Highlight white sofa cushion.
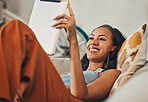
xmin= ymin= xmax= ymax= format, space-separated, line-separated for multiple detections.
xmin=107 ymin=63 xmax=148 ymax=102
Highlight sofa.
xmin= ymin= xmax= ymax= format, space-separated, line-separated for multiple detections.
xmin=51 ymin=58 xmax=148 ymax=102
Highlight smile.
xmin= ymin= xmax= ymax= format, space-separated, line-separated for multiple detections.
xmin=90 ymin=48 xmax=99 ymax=51
xmin=88 ymin=46 xmax=100 ymax=52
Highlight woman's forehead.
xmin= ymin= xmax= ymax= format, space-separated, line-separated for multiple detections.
xmin=91 ymin=27 xmax=112 ymax=38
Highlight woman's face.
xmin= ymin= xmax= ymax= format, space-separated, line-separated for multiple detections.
xmin=86 ymin=27 xmax=116 ymax=63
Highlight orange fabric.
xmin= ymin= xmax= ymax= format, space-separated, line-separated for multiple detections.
xmin=0 ymin=20 xmax=82 ymax=102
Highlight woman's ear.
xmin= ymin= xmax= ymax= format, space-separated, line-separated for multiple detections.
xmin=111 ymin=46 xmax=117 ymax=52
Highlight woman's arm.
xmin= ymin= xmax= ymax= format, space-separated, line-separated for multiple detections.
xmin=69 ymin=36 xmax=88 ymax=100
xmin=85 ymin=69 xmax=120 ymax=101
xmin=52 ymin=1 xmax=87 ymax=100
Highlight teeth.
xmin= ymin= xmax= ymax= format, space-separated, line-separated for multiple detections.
xmin=90 ymin=49 xmax=98 ymax=51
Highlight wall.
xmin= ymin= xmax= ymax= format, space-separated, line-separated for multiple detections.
xmin=6 ymin=0 xmax=148 ymax=36
xmin=6 ymin=0 xmax=34 ymax=23
xmin=72 ymin=0 xmax=148 ymax=36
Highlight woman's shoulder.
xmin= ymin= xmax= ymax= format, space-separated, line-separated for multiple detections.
xmin=103 ymin=69 xmax=121 ymax=77
xmin=106 ymin=69 xmax=120 ymax=72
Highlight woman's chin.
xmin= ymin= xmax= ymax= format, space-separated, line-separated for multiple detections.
xmin=87 ymin=52 xmax=99 ymax=58
xmin=87 ymin=56 xmax=99 ymax=61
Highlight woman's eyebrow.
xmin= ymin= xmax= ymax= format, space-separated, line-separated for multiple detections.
xmin=98 ymin=34 xmax=108 ymax=38
xmin=89 ymin=34 xmax=108 ymax=38
xmin=89 ymin=34 xmax=95 ymax=36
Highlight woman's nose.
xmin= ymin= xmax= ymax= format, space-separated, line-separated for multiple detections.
xmin=91 ymin=40 xmax=99 ymax=46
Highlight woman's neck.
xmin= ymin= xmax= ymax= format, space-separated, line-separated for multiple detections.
xmin=87 ymin=61 xmax=104 ymax=71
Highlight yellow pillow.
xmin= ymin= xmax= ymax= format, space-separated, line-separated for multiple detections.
xmin=110 ymin=24 xmax=147 ymax=94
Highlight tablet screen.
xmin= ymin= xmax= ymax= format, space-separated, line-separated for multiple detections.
xmin=40 ymin=0 xmax=61 ymax=3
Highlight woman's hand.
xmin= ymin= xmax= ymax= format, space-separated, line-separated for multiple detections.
xmin=52 ymin=0 xmax=77 ymax=43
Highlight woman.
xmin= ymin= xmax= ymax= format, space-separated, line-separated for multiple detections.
xmin=0 ymin=0 xmax=125 ymax=102
xmin=61 ymin=25 xmax=125 ymax=89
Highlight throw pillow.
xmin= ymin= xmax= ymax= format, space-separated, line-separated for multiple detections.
xmin=110 ymin=24 xmax=148 ymax=95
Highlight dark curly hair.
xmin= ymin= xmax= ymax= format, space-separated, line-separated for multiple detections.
xmin=81 ymin=24 xmax=126 ymax=71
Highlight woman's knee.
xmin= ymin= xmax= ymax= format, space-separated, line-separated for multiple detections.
xmin=1 ymin=19 xmax=36 ymax=40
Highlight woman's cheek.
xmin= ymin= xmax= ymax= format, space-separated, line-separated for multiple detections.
xmin=86 ymin=42 xmax=90 ymax=49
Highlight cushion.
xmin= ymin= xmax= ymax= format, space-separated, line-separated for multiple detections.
xmin=110 ymin=24 xmax=148 ymax=95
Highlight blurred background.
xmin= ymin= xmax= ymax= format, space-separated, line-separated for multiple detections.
xmin=0 ymin=0 xmax=148 ymax=58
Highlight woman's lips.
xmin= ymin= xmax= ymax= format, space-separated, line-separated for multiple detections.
xmin=88 ymin=46 xmax=100 ymax=53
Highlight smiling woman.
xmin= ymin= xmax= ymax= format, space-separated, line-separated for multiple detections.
xmin=87 ymin=27 xmax=116 ymax=71
xmin=81 ymin=25 xmax=125 ymax=71
xmin=59 ymin=24 xmax=125 ymax=101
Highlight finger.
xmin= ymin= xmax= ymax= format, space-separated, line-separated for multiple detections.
xmin=53 ymin=14 xmax=70 ymax=21
xmin=68 ymin=0 xmax=74 ymax=16
xmin=54 ymin=24 xmax=68 ymax=29
xmin=52 ymin=20 xmax=68 ymax=27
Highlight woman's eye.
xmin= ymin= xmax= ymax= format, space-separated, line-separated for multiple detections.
xmin=89 ymin=37 xmax=93 ymax=40
xmin=99 ymin=38 xmax=106 ymax=41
